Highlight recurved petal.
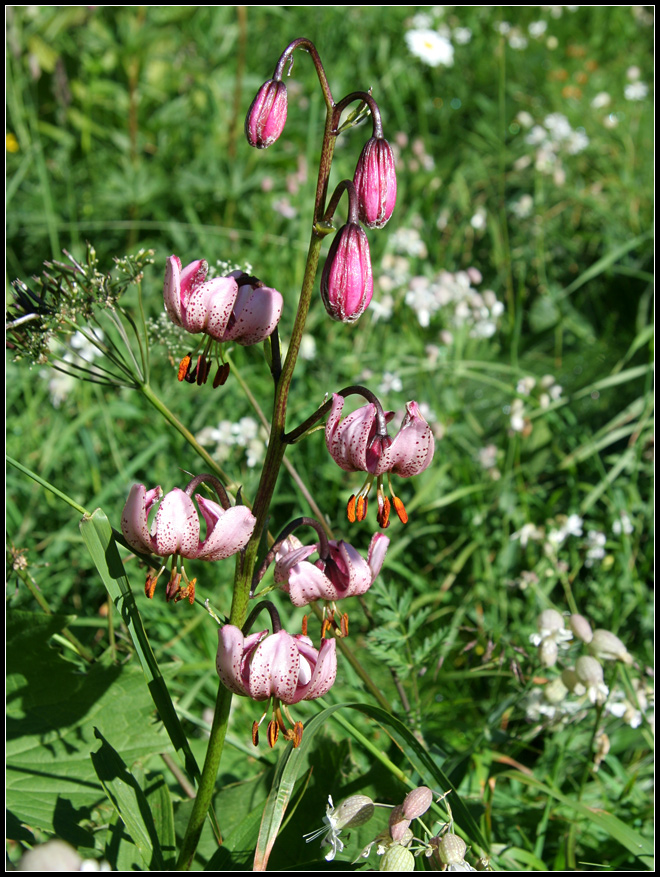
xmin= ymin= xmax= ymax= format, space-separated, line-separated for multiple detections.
xmin=248 ymin=630 xmax=301 ymax=702
xmin=329 ymin=541 xmax=373 ymax=598
xmin=300 ymin=636 xmax=337 ymax=701
xmin=325 ymin=394 xmax=376 ymax=472
xmin=223 ymin=285 xmax=283 ymax=345
xmin=284 ymin=560 xmax=336 ymax=607
xmin=164 ymin=256 xmax=207 ymax=328
xmin=151 ymin=488 xmax=201 ymax=557
xmin=121 ymin=483 xmax=163 ymax=554
xmin=216 ymin=625 xmax=251 ymax=696
xmin=367 ymin=532 xmax=390 ymax=579
xmin=181 ymin=277 xmax=237 ymax=337
xmin=381 ymin=401 xmax=435 ymax=477
xmin=195 ymin=499 xmax=256 ymax=560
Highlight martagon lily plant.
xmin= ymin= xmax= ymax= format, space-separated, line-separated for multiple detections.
xmin=7 ymin=36 xmax=437 ymax=872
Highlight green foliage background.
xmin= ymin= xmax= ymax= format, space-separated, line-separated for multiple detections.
xmin=6 ymin=5 xmax=653 ymax=872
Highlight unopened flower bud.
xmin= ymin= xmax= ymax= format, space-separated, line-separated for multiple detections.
xmin=435 ymin=833 xmax=467 ymax=865
xmin=544 ymin=676 xmax=569 ymax=704
xmin=388 ymin=804 xmax=411 ymax=842
xmin=380 ymin=843 xmax=415 ymax=871
xmin=569 ymin=613 xmax=593 ymax=643
xmin=402 ymin=785 xmax=433 ymax=819
xmin=588 ymin=629 xmax=633 ymax=665
xmin=353 ymin=136 xmax=397 ymax=228
xmin=332 ymin=795 xmax=375 ymax=830
xmin=320 ymin=223 xmax=373 ymax=323
xmin=245 ymin=79 xmax=288 ymax=149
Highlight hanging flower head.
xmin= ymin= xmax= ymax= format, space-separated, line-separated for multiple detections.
xmin=164 ymin=256 xmax=283 ymax=386
xmin=325 ymin=393 xmax=435 ymax=527
xmin=121 ymin=475 xmax=256 ymax=603
xmin=216 ymin=605 xmax=337 ymax=747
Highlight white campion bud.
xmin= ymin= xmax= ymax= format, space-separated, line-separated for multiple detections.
xmin=588 ymin=629 xmax=633 ymax=665
xmin=379 ymin=843 xmax=415 ymax=871
xmin=569 ymin=613 xmax=593 ymax=643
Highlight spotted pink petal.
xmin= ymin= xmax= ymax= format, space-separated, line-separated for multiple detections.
xmin=325 ymin=394 xmax=377 ymax=472
xmin=121 ymin=483 xmax=163 ymax=554
xmin=296 ymin=636 xmax=337 ymax=701
xmin=163 ymin=256 xmax=207 ymax=328
xmin=248 ymin=630 xmax=302 ymax=702
xmin=182 ymin=276 xmax=238 ymax=337
xmin=367 ymin=532 xmax=390 ymax=579
xmin=151 ymin=488 xmax=200 ymax=557
xmin=222 ymin=284 xmax=283 ymax=345
xmin=378 ymin=401 xmax=435 ymax=477
xmin=195 ymin=496 xmax=256 ymax=560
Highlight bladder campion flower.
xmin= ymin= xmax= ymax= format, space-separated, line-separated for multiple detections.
xmin=304 ymin=794 xmax=375 ymax=862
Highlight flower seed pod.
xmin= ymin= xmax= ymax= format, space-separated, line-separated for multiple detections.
xmin=320 ymin=223 xmax=373 ymax=323
xmin=402 ymin=785 xmax=433 ymax=819
xmin=380 ymin=843 xmax=415 ymax=872
xmin=569 ymin=613 xmax=593 ymax=644
xmin=575 ymin=655 xmax=604 ymax=687
xmin=245 ymin=79 xmax=288 ymax=149
xmin=353 ymin=136 xmax=397 ymax=229
xmin=332 ymin=794 xmax=375 ymax=830
xmin=435 ymin=833 xmax=467 ymax=866
xmin=388 ymin=804 xmax=411 ymax=842
xmin=588 ymin=629 xmax=633 ymax=665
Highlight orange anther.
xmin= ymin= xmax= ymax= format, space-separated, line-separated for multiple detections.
xmin=392 ymin=495 xmax=408 ymax=524
xmin=178 ymin=354 xmax=192 ymax=382
xmin=347 ymin=494 xmax=357 ymax=523
xmin=301 ymin=615 xmax=308 ymax=637
xmin=213 ymin=362 xmax=230 ymax=388
xmin=267 ymin=719 xmax=279 ymax=748
xmin=321 ymin=618 xmax=332 ymax=639
xmin=377 ymin=496 xmax=391 ymax=529
xmin=292 ymin=721 xmax=304 ymax=748
xmin=340 ymin=613 xmax=349 ymax=638
xmin=252 ymin=721 xmax=260 ymax=747
xmin=145 ymin=572 xmax=158 ymax=599
xmin=356 ymin=495 xmax=368 ymax=521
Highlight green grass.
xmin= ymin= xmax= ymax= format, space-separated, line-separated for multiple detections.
xmin=6 ymin=5 xmax=653 ymax=872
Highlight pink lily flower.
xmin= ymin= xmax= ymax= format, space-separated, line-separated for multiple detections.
xmin=325 ymin=394 xmax=435 ymax=527
xmin=274 ymin=532 xmax=389 ymax=608
xmin=216 ymin=625 xmax=337 ymax=746
xmin=121 ymin=482 xmax=256 ymax=601
xmin=164 ymin=257 xmax=283 ymax=383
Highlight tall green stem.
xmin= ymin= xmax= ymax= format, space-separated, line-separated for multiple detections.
xmin=176 ymin=59 xmax=337 ymax=870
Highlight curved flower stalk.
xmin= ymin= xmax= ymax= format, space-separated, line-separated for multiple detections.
xmin=164 ymin=256 xmax=283 ymax=385
xmin=325 ymin=393 xmax=435 ymax=527
xmin=216 ymin=617 xmax=336 ymax=747
xmin=121 ymin=475 xmax=256 ymax=602
xmin=274 ymin=532 xmax=389 ymax=609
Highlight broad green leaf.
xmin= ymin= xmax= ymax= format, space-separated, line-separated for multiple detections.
xmin=91 ymin=730 xmax=166 ymax=871
xmin=6 ymin=609 xmax=173 ymax=838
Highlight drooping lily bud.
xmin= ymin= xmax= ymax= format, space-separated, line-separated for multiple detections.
xmin=320 ymin=223 xmax=373 ymax=323
xmin=353 ymin=136 xmax=397 ymax=229
xmin=245 ymin=79 xmax=288 ymax=149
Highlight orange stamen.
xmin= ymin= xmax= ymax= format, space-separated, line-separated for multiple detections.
xmin=267 ymin=719 xmax=279 ymax=748
xmin=321 ymin=617 xmax=332 ymax=639
xmin=292 ymin=721 xmax=304 ymax=748
xmin=178 ymin=354 xmax=192 ymax=382
xmin=347 ymin=494 xmax=357 ymax=523
xmin=392 ymin=495 xmax=408 ymax=524
xmin=340 ymin=613 xmax=349 ymax=638
xmin=213 ymin=362 xmax=230 ymax=388
xmin=356 ymin=495 xmax=368 ymax=521
xmin=301 ymin=615 xmax=308 ymax=637
xmin=252 ymin=721 xmax=260 ymax=747
xmin=377 ymin=496 xmax=391 ymax=529
xmin=145 ymin=572 xmax=158 ymax=599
